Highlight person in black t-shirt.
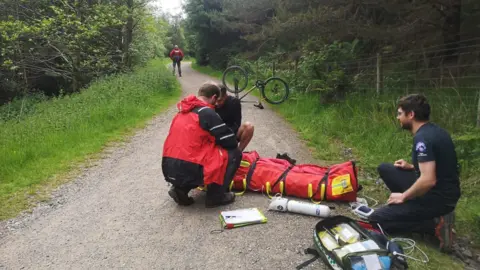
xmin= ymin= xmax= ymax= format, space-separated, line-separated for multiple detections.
xmin=368 ymin=94 xmax=460 ymax=253
xmin=215 ymin=86 xmax=254 ymax=151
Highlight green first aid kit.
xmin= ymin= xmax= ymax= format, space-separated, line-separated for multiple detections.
xmin=297 ymin=215 xmax=407 ymax=270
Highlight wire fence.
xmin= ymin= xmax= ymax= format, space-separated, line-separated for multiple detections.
xmin=234 ymin=38 xmax=480 ymax=128
xmin=328 ymin=41 xmax=480 ymax=128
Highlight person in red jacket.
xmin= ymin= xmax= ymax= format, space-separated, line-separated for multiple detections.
xmin=162 ymin=81 xmax=241 ymax=208
xmin=169 ymin=45 xmax=184 ymax=77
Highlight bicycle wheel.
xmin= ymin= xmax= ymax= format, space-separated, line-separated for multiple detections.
xmin=261 ymin=77 xmax=289 ymax=104
xmin=222 ymin=66 xmax=248 ymax=93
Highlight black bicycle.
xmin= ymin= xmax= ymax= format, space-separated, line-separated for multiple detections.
xmin=222 ymin=65 xmax=289 ymax=108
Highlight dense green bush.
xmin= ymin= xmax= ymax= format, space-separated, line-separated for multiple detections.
xmin=0 ymin=59 xmax=180 ymax=219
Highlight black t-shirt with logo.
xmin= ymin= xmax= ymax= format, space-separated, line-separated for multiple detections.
xmin=412 ymin=122 xmax=461 ymax=206
xmin=215 ymin=96 xmax=242 ymax=135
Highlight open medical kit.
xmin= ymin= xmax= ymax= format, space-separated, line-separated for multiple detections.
xmin=298 ymin=215 xmax=409 ymax=270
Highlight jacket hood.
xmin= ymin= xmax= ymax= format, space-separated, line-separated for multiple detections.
xmin=177 ymin=95 xmax=213 ymax=113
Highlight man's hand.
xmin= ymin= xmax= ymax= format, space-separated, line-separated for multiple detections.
xmin=387 ymin=193 xmax=405 ymax=204
xmin=394 ymin=159 xmax=414 ymax=170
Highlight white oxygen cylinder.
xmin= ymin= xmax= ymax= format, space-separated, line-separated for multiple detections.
xmin=268 ymin=197 xmax=331 ymax=218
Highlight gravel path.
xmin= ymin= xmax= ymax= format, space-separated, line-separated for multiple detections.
xmin=0 ymin=63 xmax=329 ymax=269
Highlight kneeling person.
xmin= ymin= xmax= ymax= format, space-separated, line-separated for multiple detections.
xmin=162 ymin=82 xmax=242 ymax=208
xmin=368 ymin=94 xmax=460 ymax=252
xmin=215 ymin=86 xmax=254 ymax=152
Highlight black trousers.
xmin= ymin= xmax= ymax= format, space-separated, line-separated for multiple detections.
xmin=206 ymin=148 xmax=242 ymax=199
xmin=368 ymin=163 xmax=454 ymax=234
xmin=172 ymin=60 xmax=181 ymax=75
xmin=178 ymin=149 xmax=241 ymax=196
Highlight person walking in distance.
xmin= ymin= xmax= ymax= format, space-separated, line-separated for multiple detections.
xmin=169 ymin=45 xmax=184 ymax=77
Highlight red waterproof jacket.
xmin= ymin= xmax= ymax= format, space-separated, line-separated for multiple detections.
xmin=162 ymin=95 xmax=238 ymax=187
xmin=169 ymin=48 xmax=184 ymax=61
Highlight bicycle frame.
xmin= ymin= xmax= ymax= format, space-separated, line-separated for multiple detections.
xmin=233 ymin=78 xmax=264 ymax=103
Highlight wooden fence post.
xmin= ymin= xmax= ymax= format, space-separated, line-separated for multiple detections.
xmin=477 ymin=89 xmax=480 ymax=128
xmin=377 ymin=53 xmax=383 ymax=95
xmin=294 ymin=59 xmax=299 ymax=87
xmin=376 ymin=53 xmax=383 ymax=95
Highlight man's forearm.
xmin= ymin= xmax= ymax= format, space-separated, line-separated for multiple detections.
xmin=402 ymin=176 xmax=434 ymax=201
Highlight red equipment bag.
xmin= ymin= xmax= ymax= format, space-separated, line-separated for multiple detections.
xmin=229 ymin=151 xmax=260 ymax=194
xmin=230 ymin=151 xmax=359 ymax=202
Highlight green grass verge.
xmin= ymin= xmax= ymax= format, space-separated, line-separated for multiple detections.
xmin=0 ymin=58 xmax=181 ymax=220
xmin=192 ymin=62 xmax=479 ymax=269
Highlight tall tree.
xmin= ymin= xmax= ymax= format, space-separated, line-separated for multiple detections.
xmin=0 ymin=0 xmax=169 ymax=103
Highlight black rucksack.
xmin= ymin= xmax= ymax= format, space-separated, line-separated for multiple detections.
xmin=297 ymin=215 xmax=408 ymax=270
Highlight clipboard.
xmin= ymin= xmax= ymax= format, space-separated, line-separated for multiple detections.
xmin=219 ymin=208 xmax=268 ymax=229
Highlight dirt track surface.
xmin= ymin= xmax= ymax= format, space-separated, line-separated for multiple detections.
xmin=0 ymin=63 xmax=330 ymax=269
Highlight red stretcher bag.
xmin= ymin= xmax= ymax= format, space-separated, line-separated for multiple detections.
xmin=230 ymin=151 xmax=359 ymax=202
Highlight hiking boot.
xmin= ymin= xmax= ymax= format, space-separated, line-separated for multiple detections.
xmin=168 ymin=186 xmax=194 ymax=206
xmin=205 ymin=192 xmax=236 ymax=208
xmin=435 ymin=211 xmax=455 ymax=253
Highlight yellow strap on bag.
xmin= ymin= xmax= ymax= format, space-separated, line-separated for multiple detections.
xmin=240 ymin=160 xmax=251 ymax=167
xmin=308 ymin=183 xmax=326 ymax=204
xmin=229 ymin=178 xmax=247 ymax=196
xmin=321 ymin=183 xmax=326 ymax=200
xmin=265 ymin=182 xmax=272 ymax=198
xmin=265 ymin=181 xmax=284 ymax=198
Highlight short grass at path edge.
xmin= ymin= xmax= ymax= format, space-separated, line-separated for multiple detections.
xmin=0 ymin=58 xmax=181 ymax=220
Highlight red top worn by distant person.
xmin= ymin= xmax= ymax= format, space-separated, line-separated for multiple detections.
xmin=169 ymin=48 xmax=184 ymax=61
